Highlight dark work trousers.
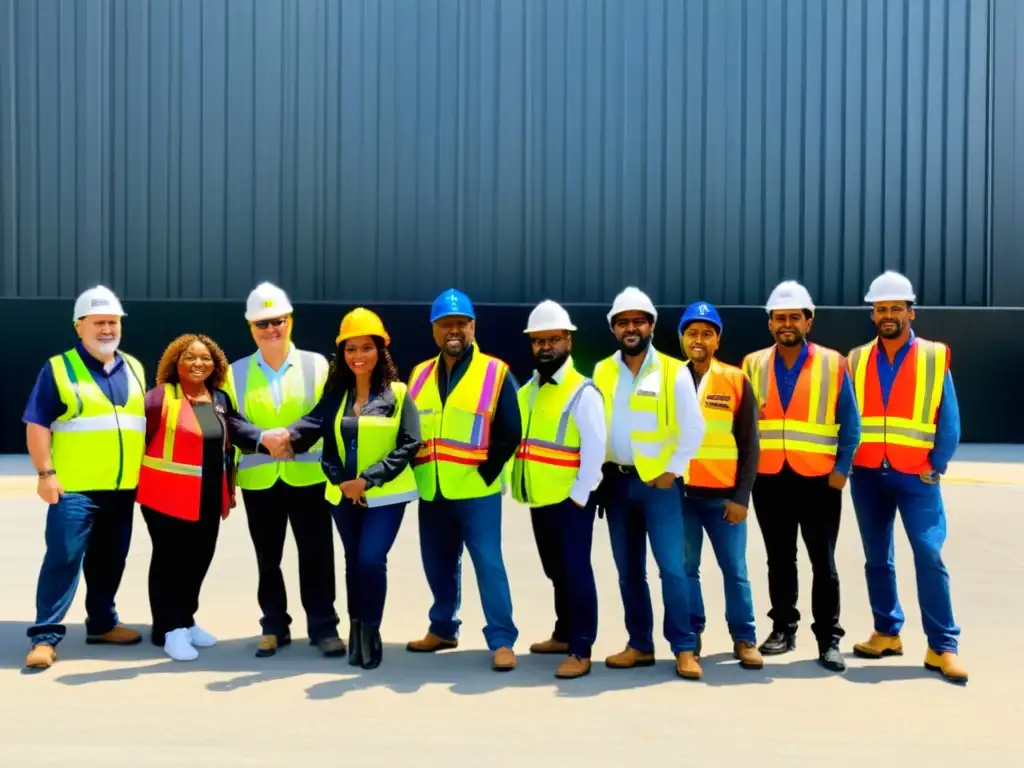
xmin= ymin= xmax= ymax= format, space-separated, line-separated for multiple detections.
xmin=529 ymin=498 xmax=599 ymax=659
xmin=27 ymin=489 xmax=136 ymax=648
xmin=751 ymin=465 xmax=844 ymax=648
xmin=241 ymin=480 xmax=340 ymax=642
xmin=142 ymin=506 xmax=221 ymax=646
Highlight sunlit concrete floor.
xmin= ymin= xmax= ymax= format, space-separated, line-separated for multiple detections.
xmin=0 ymin=447 xmax=1020 ymax=766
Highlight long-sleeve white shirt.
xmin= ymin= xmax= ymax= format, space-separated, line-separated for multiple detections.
xmin=525 ymin=360 xmax=607 ymax=506
xmin=606 ymin=347 xmax=706 ymax=476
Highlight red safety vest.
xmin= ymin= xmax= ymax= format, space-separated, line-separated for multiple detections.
xmin=848 ymin=336 xmax=948 ymax=475
xmin=136 ymin=384 xmax=230 ymax=521
xmin=742 ymin=343 xmax=845 ymax=477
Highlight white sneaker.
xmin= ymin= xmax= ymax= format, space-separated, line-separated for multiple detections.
xmin=164 ymin=628 xmax=199 ymax=661
xmin=188 ymin=625 xmax=217 ymax=648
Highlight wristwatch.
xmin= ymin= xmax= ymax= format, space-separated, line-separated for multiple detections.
xmin=37 ymin=468 xmax=56 ymax=478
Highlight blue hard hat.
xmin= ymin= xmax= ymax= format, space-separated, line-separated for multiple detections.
xmin=430 ymin=288 xmax=476 ymax=323
xmin=678 ymin=301 xmax=722 ymax=334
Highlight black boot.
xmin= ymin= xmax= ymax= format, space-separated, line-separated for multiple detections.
xmin=758 ymin=630 xmax=796 ymax=656
xmin=818 ymin=640 xmax=846 ymax=672
xmin=360 ymin=623 xmax=383 ymax=670
xmin=348 ymin=619 xmax=363 ymax=667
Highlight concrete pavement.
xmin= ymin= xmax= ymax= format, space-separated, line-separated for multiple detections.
xmin=0 ymin=449 xmax=1019 ymax=765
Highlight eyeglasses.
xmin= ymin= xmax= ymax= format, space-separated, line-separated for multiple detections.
xmin=253 ymin=317 xmax=288 ymax=330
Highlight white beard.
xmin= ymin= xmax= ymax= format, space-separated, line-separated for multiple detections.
xmin=95 ymin=339 xmax=120 ymax=356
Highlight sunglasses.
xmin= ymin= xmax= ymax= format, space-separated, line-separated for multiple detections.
xmin=253 ymin=317 xmax=288 ymax=330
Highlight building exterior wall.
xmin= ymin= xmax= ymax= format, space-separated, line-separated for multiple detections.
xmin=2 ymin=0 xmax=1023 ymax=307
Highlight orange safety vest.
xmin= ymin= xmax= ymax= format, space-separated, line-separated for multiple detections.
xmin=685 ymin=359 xmax=745 ymax=489
xmin=848 ymin=336 xmax=948 ymax=475
xmin=136 ymin=384 xmax=230 ymax=521
xmin=742 ymin=343 xmax=844 ymax=477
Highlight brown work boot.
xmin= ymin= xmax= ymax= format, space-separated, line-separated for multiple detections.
xmin=85 ymin=625 xmax=141 ymax=645
xmin=492 ymin=647 xmax=516 ymax=671
xmin=924 ymin=649 xmax=968 ymax=683
xmin=254 ymin=633 xmax=291 ymax=658
xmin=317 ymin=636 xmax=347 ymax=657
xmin=676 ymin=651 xmax=702 ymax=680
xmin=406 ymin=632 xmax=458 ymax=653
xmin=529 ymin=636 xmax=569 ymax=655
xmin=734 ymin=641 xmax=764 ymax=669
xmin=853 ymin=632 xmax=904 ymax=659
xmin=605 ymin=646 xmax=656 ymax=669
xmin=25 ymin=644 xmax=56 ymax=669
xmin=555 ymin=655 xmax=591 ymax=679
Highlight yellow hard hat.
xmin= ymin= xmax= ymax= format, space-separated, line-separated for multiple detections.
xmin=336 ymin=307 xmax=390 ymax=346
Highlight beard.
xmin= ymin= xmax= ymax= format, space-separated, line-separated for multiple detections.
xmin=618 ymin=333 xmax=652 ymax=357
xmin=93 ymin=338 xmax=120 ymax=356
xmin=877 ymin=319 xmax=904 ymax=339
xmin=534 ymin=350 xmax=569 ymax=379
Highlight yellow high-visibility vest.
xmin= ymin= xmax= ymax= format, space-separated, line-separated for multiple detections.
xmin=592 ymin=350 xmax=683 ymax=483
xmin=49 ymin=348 xmax=147 ymax=492
xmin=224 ymin=348 xmax=328 ymax=490
xmin=324 ymin=382 xmax=419 ymax=507
xmin=511 ymin=361 xmax=592 ymax=507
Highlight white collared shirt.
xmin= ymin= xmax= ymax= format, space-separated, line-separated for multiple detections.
xmin=529 ymin=359 xmax=607 ymax=506
xmin=606 ymin=347 xmax=706 ymax=476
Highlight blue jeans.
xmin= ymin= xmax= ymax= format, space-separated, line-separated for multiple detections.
xmin=681 ymin=494 xmax=757 ymax=644
xmin=418 ymin=493 xmax=518 ymax=650
xmin=850 ymin=467 xmax=960 ymax=653
xmin=27 ymin=490 xmax=135 ymax=647
xmin=530 ymin=498 xmax=599 ymax=658
xmin=605 ymin=473 xmax=697 ymax=654
xmin=331 ymin=501 xmax=406 ymax=628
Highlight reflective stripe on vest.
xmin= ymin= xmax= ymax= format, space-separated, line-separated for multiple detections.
xmin=49 ymin=348 xmax=147 ymax=492
xmin=743 ymin=343 xmax=842 ymax=477
xmin=229 ymin=350 xmax=327 ymax=488
xmin=408 ymin=345 xmax=509 ymax=501
xmin=848 ymin=337 xmax=947 ymax=474
xmin=592 ymin=351 xmax=682 ymax=483
xmin=136 ymin=384 xmax=229 ymax=521
xmin=684 ymin=360 xmax=742 ymax=489
xmin=324 ymin=382 xmax=420 ymax=508
xmin=511 ymin=363 xmax=591 ymax=507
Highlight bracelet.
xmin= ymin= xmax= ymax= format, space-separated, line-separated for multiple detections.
xmin=37 ymin=468 xmax=56 ymax=478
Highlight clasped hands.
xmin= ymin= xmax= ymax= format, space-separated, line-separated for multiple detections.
xmin=260 ymin=428 xmax=295 ymax=460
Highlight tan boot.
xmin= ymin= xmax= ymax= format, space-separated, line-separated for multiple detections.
xmin=85 ymin=625 xmax=141 ymax=645
xmin=605 ymin=646 xmax=656 ymax=669
xmin=676 ymin=651 xmax=702 ymax=680
xmin=529 ymin=636 xmax=570 ymax=655
xmin=853 ymin=632 xmax=903 ymax=659
xmin=254 ymin=633 xmax=291 ymax=658
xmin=555 ymin=655 xmax=591 ymax=679
xmin=492 ymin=647 xmax=516 ymax=671
xmin=924 ymin=649 xmax=968 ymax=683
xmin=406 ymin=632 xmax=458 ymax=653
xmin=734 ymin=641 xmax=764 ymax=670
xmin=25 ymin=644 xmax=56 ymax=669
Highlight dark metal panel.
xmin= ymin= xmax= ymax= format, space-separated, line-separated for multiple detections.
xmin=0 ymin=0 xmax=1018 ymax=306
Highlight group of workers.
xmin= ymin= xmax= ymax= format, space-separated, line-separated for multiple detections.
xmin=20 ymin=270 xmax=968 ymax=685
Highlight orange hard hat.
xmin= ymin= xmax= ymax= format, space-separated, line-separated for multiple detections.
xmin=336 ymin=307 xmax=390 ymax=346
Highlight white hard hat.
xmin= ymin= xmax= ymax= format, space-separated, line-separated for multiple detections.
xmin=864 ymin=270 xmax=916 ymax=303
xmin=524 ymin=300 xmax=577 ymax=334
xmin=73 ymin=285 xmax=125 ymax=321
xmin=245 ymin=282 xmax=294 ymax=322
xmin=607 ymin=286 xmax=658 ymax=325
xmin=765 ymin=280 xmax=815 ymax=315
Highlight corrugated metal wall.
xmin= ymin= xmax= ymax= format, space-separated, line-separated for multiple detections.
xmin=2 ymin=0 xmax=1022 ymax=307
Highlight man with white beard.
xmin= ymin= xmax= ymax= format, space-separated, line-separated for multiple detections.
xmin=22 ymin=286 xmax=148 ymax=669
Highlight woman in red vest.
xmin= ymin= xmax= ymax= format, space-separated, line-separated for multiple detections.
xmin=136 ymin=333 xmax=265 ymax=662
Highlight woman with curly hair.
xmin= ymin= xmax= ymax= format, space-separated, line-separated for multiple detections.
xmin=135 ymin=333 xmax=265 ymax=661
xmin=284 ymin=308 xmax=421 ymax=669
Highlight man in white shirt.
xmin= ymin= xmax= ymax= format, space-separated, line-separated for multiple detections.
xmin=511 ymin=301 xmax=607 ymax=679
xmin=591 ymin=287 xmax=707 ymax=679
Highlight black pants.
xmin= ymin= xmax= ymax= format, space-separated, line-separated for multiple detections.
xmin=529 ymin=499 xmax=599 ymax=659
xmin=142 ymin=506 xmax=220 ymax=646
xmin=241 ymin=480 xmax=339 ymax=641
xmin=751 ymin=465 xmax=844 ymax=647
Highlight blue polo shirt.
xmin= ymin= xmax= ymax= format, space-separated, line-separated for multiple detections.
xmin=773 ymin=341 xmax=861 ymax=477
xmin=870 ymin=330 xmax=961 ymax=475
xmin=22 ymin=342 xmax=136 ymax=427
